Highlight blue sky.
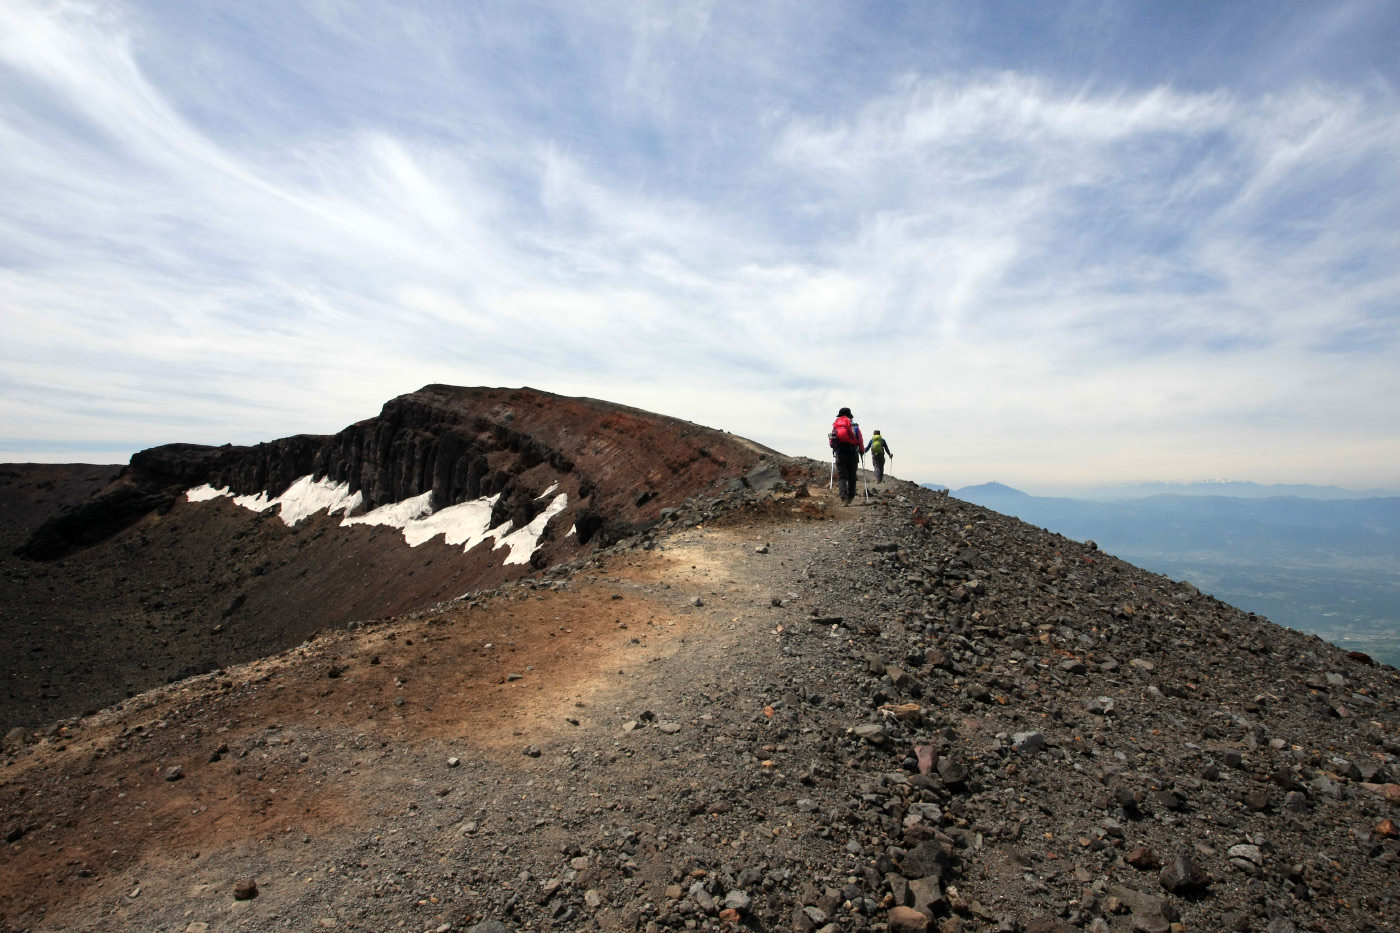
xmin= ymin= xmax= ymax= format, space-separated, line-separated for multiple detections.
xmin=2 ymin=1 xmax=1398 ymax=493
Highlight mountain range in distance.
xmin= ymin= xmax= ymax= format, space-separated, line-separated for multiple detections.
xmin=928 ymin=481 xmax=1400 ymax=668
xmin=950 ymin=479 xmax=1400 ymax=501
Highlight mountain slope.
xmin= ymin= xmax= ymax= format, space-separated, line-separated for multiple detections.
xmin=3 ymin=396 xmax=1400 ymax=932
xmin=951 ymin=483 xmax=1400 ymax=666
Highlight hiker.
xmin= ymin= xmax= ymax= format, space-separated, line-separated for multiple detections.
xmin=828 ymin=407 xmax=865 ymax=504
xmin=865 ymin=430 xmax=893 ymax=483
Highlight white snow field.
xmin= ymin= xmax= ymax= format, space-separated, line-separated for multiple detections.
xmin=186 ymin=476 xmax=568 ymax=567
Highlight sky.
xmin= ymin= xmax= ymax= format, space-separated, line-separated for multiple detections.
xmin=2 ymin=1 xmax=1398 ymax=495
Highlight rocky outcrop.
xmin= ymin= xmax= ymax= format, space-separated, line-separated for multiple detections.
xmin=0 ymin=388 xmax=792 ymax=731
xmin=13 ymin=445 xmax=248 ymax=560
xmin=16 ymin=385 xmax=779 ymax=560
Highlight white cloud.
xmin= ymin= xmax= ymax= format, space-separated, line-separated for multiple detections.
xmin=1 ymin=0 xmax=1397 ymax=491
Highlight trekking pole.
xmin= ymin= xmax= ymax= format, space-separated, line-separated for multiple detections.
xmin=828 ymin=458 xmax=835 ymax=489
xmin=860 ymin=453 xmax=869 ymax=501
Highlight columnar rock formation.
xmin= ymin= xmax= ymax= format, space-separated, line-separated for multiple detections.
xmin=17 ymin=385 xmax=778 ymax=562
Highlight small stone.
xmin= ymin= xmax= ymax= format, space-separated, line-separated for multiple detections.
xmin=233 ymin=879 xmax=258 ymax=900
xmin=901 ymin=840 xmax=950 ymax=879
xmin=1126 ymin=846 xmax=1159 ymax=869
xmin=889 ymin=905 xmax=930 ymax=931
xmin=1243 ymin=788 xmax=1270 ymax=811
xmin=908 ymin=876 xmax=943 ymax=912
xmin=925 ymin=649 xmax=951 ymax=669
xmin=657 ymin=722 xmax=682 ymax=734
xmin=852 ymin=723 xmax=887 ymax=745
xmin=722 ymin=889 xmax=752 ymax=913
xmin=2 ymin=727 xmax=29 ymax=753
xmin=1228 ymin=844 xmax=1263 ymax=868
xmin=1159 ymin=853 xmax=1209 ymax=893
xmin=164 ymin=765 xmax=184 ymax=782
xmin=447 ymin=757 xmax=460 ymax=768
xmin=1012 ymin=732 xmax=1046 ymax=754
xmin=523 ymin=744 xmax=542 ymax=757
xmin=1130 ymin=914 xmax=1171 ymax=933
xmin=937 ymin=757 xmax=969 ymax=784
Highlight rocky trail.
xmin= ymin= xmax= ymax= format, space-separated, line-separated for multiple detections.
xmin=4 ymin=468 xmax=1400 ymax=933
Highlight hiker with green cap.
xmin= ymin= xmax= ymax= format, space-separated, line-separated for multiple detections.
xmin=865 ymin=430 xmax=893 ymax=483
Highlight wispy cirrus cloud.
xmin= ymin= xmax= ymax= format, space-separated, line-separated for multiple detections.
xmin=1 ymin=0 xmax=1397 ymax=489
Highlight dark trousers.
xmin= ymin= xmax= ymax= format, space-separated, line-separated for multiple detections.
xmin=836 ymin=445 xmax=859 ymax=501
xmin=872 ymin=456 xmax=885 ymax=482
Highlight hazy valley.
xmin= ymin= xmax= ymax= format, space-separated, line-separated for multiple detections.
xmin=945 ymin=482 xmax=1400 ymax=668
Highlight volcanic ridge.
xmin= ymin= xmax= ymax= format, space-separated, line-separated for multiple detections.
xmin=2 ymin=385 xmax=1399 ymax=933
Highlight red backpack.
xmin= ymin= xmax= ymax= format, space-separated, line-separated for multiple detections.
xmin=830 ymin=415 xmax=856 ymax=446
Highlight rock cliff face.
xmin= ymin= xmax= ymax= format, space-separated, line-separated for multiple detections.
xmin=17 ymin=385 xmax=777 ymax=561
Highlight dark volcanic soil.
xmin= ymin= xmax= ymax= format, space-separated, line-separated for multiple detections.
xmin=4 ymin=463 xmax=1400 ymax=933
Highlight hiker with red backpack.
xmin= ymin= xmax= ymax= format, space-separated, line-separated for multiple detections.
xmin=828 ymin=407 xmax=865 ymax=505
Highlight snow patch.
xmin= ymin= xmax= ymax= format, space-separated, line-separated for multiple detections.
xmin=495 ymin=493 xmax=570 ymax=565
xmin=400 ymin=496 xmax=499 ymax=549
xmin=185 ymin=484 xmax=230 ymax=502
xmin=343 ymin=491 xmax=435 ymax=530
xmin=274 ymin=476 xmax=363 ymax=525
xmin=184 ymin=475 xmax=569 ymax=568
